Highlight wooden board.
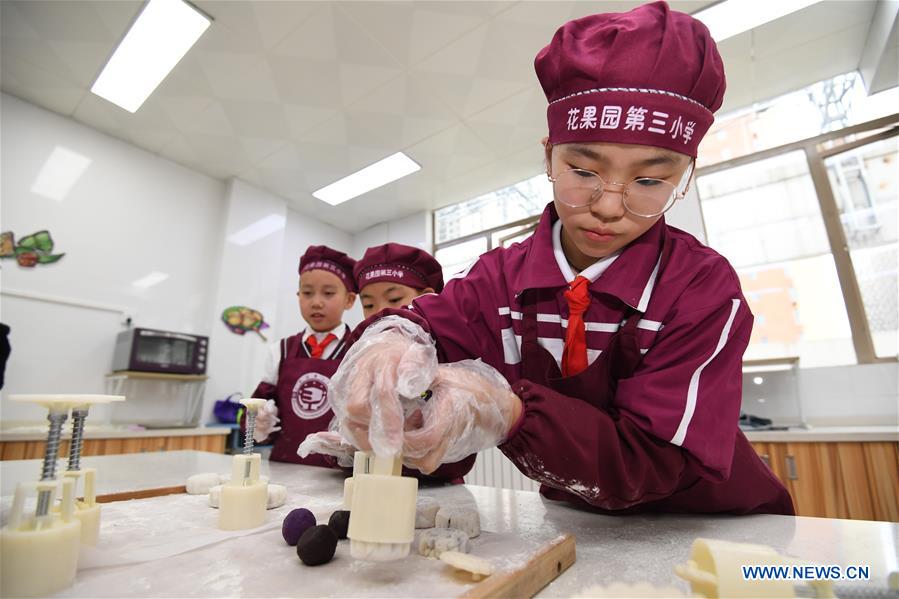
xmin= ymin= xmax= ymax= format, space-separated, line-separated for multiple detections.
xmin=95 ymin=485 xmax=187 ymax=503
xmin=464 ymin=533 xmax=576 ymax=599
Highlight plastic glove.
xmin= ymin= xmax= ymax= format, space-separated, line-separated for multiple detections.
xmin=297 ymin=417 xmax=356 ymax=467
xmin=297 ymin=430 xmax=356 ymax=467
xmin=252 ymin=399 xmax=281 ymax=443
xmin=402 ymin=359 xmax=519 ymax=474
xmin=329 ymin=316 xmax=437 ymax=458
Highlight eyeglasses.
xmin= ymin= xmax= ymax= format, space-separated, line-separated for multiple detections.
xmin=548 ymin=166 xmax=693 ymax=218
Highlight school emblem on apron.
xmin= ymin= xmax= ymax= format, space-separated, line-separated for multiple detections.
xmin=290 ymin=372 xmax=331 ymax=420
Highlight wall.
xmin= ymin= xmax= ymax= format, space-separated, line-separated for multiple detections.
xmin=0 ymin=93 xmax=225 ymax=422
xmin=0 ymin=95 xmax=358 ymax=426
xmin=798 ymin=362 xmax=898 ymax=427
xmin=201 ymin=179 xmax=287 ymax=422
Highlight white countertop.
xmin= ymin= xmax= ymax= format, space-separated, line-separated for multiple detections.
xmin=2 ymin=452 xmax=896 ymax=597
xmin=744 ymin=425 xmax=899 ymax=443
xmin=1 ymin=451 xmax=234 ymax=498
xmin=0 ymin=424 xmax=230 ymax=442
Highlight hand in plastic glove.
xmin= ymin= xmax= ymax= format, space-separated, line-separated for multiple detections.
xmin=252 ymin=399 xmax=281 ymax=443
xmin=329 ymin=316 xmax=437 ymax=458
xmin=402 ymin=360 xmax=521 ymax=475
xmin=297 ymin=430 xmax=356 ymax=467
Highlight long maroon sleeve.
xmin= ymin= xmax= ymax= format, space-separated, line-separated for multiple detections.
xmin=499 ymin=379 xmax=687 ymax=510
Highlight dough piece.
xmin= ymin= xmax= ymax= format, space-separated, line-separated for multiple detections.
xmin=266 ymin=484 xmax=287 ymax=509
xmin=328 ymin=510 xmax=350 ymax=540
xmin=297 ymin=525 xmax=338 ymax=566
xmin=416 ymin=527 xmax=469 ymax=558
xmin=350 ymin=539 xmax=410 ymax=562
xmin=208 ymin=485 xmax=222 ymax=507
xmin=415 ymin=496 xmax=440 ymax=529
xmin=208 ymin=483 xmax=285 ymax=509
xmin=435 ymin=506 xmax=480 ymax=538
xmin=186 ymin=472 xmax=222 ymax=495
xmin=440 ymin=551 xmax=494 ymax=581
xmin=282 ymin=508 xmax=316 ymax=546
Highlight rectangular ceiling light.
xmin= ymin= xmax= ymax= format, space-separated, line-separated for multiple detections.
xmin=91 ymin=0 xmax=211 ymax=113
xmin=30 ymin=146 xmax=92 ymax=201
xmin=132 ymin=271 xmax=170 ymax=288
xmin=693 ymin=0 xmax=822 ymax=42
xmin=313 ymin=152 xmax=421 ymax=206
xmin=227 ymin=214 xmax=286 ymax=246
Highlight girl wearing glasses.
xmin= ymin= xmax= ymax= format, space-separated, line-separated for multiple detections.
xmin=310 ymin=1 xmax=793 ymax=515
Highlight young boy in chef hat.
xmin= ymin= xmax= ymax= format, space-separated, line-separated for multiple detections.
xmin=314 ymin=1 xmax=794 ymax=515
xmin=250 ymin=245 xmax=357 ymax=466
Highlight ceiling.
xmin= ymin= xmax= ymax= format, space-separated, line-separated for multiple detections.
xmin=0 ymin=1 xmax=884 ymax=233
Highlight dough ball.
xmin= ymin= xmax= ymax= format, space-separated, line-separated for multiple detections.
xmin=282 ymin=508 xmax=316 ymax=546
xmin=297 ymin=525 xmax=338 ymax=566
xmin=435 ymin=506 xmax=480 ymax=538
xmin=416 ymin=527 xmax=469 ymax=558
xmin=328 ymin=510 xmax=350 ymax=540
xmin=186 ymin=472 xmax=222 ymax=495
xmin=267 ymin=484 xmax=287 ymax=509
xmin=208 ymin=485 xmax=222 ymax=508
xmin=415 ymin=496 xmax=440 ymax=529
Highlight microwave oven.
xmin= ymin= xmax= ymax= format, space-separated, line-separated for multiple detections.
xmin=112 ymin=328 xmax=208 ymax=375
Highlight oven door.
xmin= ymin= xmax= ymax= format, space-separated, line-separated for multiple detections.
xmin=130 ymin=330 xmax=201 ymax=374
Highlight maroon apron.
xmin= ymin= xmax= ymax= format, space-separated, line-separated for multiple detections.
xmin=268 ymin=329 xmax=351 ymax=466
xmin=518 ymin=227 xmax=794 ymax=515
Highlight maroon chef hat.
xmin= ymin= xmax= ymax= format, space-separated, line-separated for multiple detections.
xmin=354 ymin=243 xmax=444 ymax=294
xmin=298 ymin=245 xmax=357 ymax=292
xmin=535 ymin=0 xmax=725 ymax=158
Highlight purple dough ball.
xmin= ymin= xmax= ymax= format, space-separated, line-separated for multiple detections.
xmin=297 ymin=525 xmax=338 ymax=566
xmin=282 ymin=508 xmax=316 ymax=546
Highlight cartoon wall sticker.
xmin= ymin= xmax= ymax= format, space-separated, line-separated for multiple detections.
xmin=221 ymin=306 xmax=269 ymax=341
xmin=0 ymin=231 xmax=65 ymax=267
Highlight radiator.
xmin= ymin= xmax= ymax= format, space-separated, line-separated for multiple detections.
xmin=463 ymin=447 xmax=540 ymax=492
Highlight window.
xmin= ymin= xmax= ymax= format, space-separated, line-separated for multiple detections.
xmin=697 ymin=115 xmax=898 ymax=365
xmin=699 ymin=71 xmax=899 ymax=167
xmin=434 ymin=173 xmax=549 ymax=245
xmin=698 ymin=151 xmax=856 ymax=366
xmin=433 ymin=173 xmax=550 ymax=277
xmin=824 ymin=136 xmax=898 ymax=358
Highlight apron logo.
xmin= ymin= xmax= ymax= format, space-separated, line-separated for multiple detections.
xmin=290 ymin=372 xmax=331 ymax=420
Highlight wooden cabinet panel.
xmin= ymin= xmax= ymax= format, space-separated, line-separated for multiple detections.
xmin=834 ymin=443 xmax=875 ymax=520
xmin=749 ymin=440 xmax=898 ymax=522
xmin=0 ymin=435 xmax=226 ymax=459
xmin=784 ymin=442 xmax=847 ymax=518
xmin=862 ymin=442 xmax=899 ymax=522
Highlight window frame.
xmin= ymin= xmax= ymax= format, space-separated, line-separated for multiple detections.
xmin=695 ymin=112 xmax=899 ymax=364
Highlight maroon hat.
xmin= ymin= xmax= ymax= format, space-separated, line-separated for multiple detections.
xmin=299 ymin=245 xmax=357 ymax=292
xmin=536 ymin=1 xmax=725 ymax=157
xmin=354 ymin=243 xmax=444 ymax=294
